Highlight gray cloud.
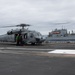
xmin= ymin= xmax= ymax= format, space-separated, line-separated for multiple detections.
xmin=0 ymin=0 xmax=75 ymax=35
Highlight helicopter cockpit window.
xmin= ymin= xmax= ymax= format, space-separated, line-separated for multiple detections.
xmin=34 ymin=32 xmax=42 ymax=36
xmin=30 ymin=33 xmax=34 ymax=38
xmin=37 ymin=33 xmax=41 ymax=36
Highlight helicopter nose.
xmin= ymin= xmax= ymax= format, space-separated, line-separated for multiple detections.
xmin=36 ymin=37 xmax=45 ymax=43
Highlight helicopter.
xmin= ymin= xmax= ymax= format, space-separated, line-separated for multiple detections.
xmin=0 ymin=24 xmax=45 ymax=45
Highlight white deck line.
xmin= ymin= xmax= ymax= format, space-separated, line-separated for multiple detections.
xmin=0 ymin=47 xmax=53 ymax=51
xmin=48 ymin=49 xmax=75 ymax=54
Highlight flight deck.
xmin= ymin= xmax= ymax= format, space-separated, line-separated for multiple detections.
xmin=0 ymin=42 xmax=75 ymax=75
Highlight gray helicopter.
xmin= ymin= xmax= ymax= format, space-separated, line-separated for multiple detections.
xmin=0 ymin=24 xmax=45 ymax=45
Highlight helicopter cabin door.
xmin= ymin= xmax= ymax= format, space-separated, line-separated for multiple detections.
xmin=23 ymin=33 xmax=28 ymax=43
xmin=14 ymin=34 xmax=18 ymax=42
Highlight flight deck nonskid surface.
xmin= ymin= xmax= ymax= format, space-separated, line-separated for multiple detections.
xmin=0 ymin=42 xmax=75 ymax=75
xmin=0 ymin=42 xmax=74 ymax=59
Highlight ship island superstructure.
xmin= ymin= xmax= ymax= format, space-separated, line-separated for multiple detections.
xmin=46 ymin=28 xmax=75 ymax=42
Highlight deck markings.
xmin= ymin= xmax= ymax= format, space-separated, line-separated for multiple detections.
xmin=0 ymin=47 xmax=53 ymax=51
xmin=0 ymin=47 xmax=75 ymax=55
xmin=48 ymin=49 xmax=75 ymax=54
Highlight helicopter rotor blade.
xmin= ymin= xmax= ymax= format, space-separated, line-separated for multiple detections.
xmin=0 ymin=25 xmax=16 ymax=28
xmin=0 ymin=24 xmax=31 ymax=28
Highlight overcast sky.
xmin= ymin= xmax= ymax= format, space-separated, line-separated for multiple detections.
xmin=0 ymin=0 xmax=75 ymax=35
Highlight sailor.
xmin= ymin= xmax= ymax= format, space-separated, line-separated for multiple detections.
xmin=19 ymin=34 xmax=23 ymax=45
xmin=16 ymin=34 xmax=20 ymax=45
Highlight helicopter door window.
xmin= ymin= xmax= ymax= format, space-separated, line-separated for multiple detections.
xmin=24 ymin=33 xmax=27 ymax=39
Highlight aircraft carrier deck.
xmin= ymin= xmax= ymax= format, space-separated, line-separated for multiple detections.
xmin=0 ymin=42 xmax=75 ymax=75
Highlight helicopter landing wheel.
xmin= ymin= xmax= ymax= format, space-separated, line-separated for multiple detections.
xmin=31 ymin=43 xmax=35 ymax=45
